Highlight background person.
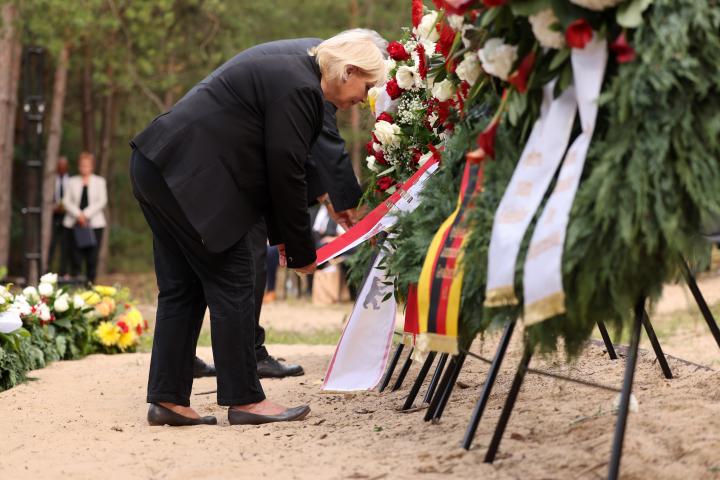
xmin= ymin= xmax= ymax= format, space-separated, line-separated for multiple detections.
xmin=47 ymin=156 xmax=70 ymax=275
xmin=62 ymin=152 xmax=107 ymax=284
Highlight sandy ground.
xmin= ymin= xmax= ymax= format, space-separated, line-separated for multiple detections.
xmin=1 ymin=276 xmax=719 ymax=479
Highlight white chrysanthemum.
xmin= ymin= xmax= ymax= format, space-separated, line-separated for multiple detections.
xmin=415 ymin=11 xmax=440 ymax=43
xmin=529 ymin=9 xmax=566 ymax=50
xmin=570 ymin=0 xmax=624 ymax=11
xmin=479 ymin=38 xmax=518 ymax=81
xmin=373 ymin=120 xmax=402 ymax=147
xmin=456 ymin=52 xmax=481 ymax=86
xmin=432 ymin=79 xmax=456 ymax=102
xmin=396 ymin=65 xmax=422 ymax=90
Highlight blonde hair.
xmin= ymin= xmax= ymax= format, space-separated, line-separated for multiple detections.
xmin=78 ymin=151 xmax=95 ymax=165
xmin=310 ymin=30 xmax=387 ymax=86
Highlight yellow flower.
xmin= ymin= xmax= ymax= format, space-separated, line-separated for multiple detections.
xmin=95 ymin=321 xmax=121 ymax=346
xmin=94 ymin=285 xmax=117 ymax=297
xmin=117 ymin=330 xmax=137 ymax=351
xmin=125 ymin=308 xmax=144 ymax=329
xmin=80 ymin=290 xmax=101 ymax=306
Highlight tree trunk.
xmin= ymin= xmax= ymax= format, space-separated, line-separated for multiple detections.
xmin=41 ymin=42 xmax=71 ymax=271
xmin=0 ymin=3 xmax=21 ymax=269
xmin=349 ymin=0 xmax=362 ymax=177
xmin=81 ymin=42 xmax=96 ymax=155
xmin=96 ymin=87 xmax=118 ymax=277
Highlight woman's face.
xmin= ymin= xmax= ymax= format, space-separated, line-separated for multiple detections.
xmin=78 ymin=158 xmax=94 ymax=176
xmin=325 ymin=66 xmax=376 ymax=110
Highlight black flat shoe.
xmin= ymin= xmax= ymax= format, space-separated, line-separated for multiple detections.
xmin=147 ymin=403 xmax=217 ymax=426
xmin=193 ymin=356 xmax=216 ymax=378
xmin=228 ymin=405 xmax=311 ymax=425
xmin=257 ymin=356 xmax=304 ymax=378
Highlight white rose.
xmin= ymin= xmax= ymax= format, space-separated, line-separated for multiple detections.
xmin=38 ymin=303 xmax=51 ymax=321
xmin=73 ymin=294 xmax=85 ymax=309
xmin=456 ymin=52 xmax=481 ymax=86
xmin=479 ymin=38 xmax=518 ymax=81
xmin=431 ymin=79 xmax=456 ymax=102
xmin=418 ymin=151 xmax=434 ymax=167
xmin=529 ymin=9 xmax=566 ymax=50
xmin=447 ymin=14 xmax=465 ymax=31
xmin=38 ymin=282 xmax=54 ymax=297
xmin=366 ymin=155 xmax=379 ymax=172
xmin=53 ymin=294 xmax=70 ymax=313
xmin=570 ymin=0 xmax=624 ymax=11
xmin=415 ymin=11 xmax=440 ymax=43
xmin=373 ymin=120 xmax=402 ymax=147
xmin=22 ymin=286 xmax=38 ymax=302
xmin=40 ymin=273 xmax=58 ymax=284
xmin=395 ymin=65 xmax=421 ymax=90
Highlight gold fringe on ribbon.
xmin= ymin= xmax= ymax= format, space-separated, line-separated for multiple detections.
xmin=415 ymin=332 xmax=459 ymax=355
xmin=484 ymin=285 xmax=519 ymax=308
xmin=523 ymin=291 xmax=566 ymax=326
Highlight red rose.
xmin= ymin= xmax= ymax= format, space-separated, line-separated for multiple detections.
xmin=507 ymin=51 xmax=536 ymax=94
xmin=385 ymin=78 xmax=404 ymax=100
xmin=411 ymin=149 xmax=423 ymax=164
xmin=482 ymin=0 xmax=506 ymax=6
xmin=610 ymin=31 xmax=636 ymax=64
xmin=565 ymin=19 xmax=593 ymax=49
xmin=374 ymin=149 xmax=388 ymax=165
xmin=365 ymin=140 xmax=375 ymax=155
xmin=477 ymin=118 xmax=500 ymax=159
xmin=376 ymin=176 xmax=395 ymax=192
xmin=117 ymin=320 xmax=129 ymax=334
xmin=415 ymin=43 xmax=428 ymax=79
xmin=376 ymin=112 xmax=394 ymax=123
xmin=387 ymin=41 xmax=410 ymax=61
xmin=412 ymin=0 xmax=423 ymax=28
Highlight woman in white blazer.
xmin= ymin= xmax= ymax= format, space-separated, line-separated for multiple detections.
xmin=62 ymin=152 xmax=107 ymax=283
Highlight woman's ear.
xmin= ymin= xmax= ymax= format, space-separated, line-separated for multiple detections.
xmin=344 ymin=65 xmax=359 ymax=81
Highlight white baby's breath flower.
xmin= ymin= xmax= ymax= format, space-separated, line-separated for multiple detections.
xmin=53 ymin=294 xmax=70 ymax=313
xmin=373 ymin=120 xmax=402 ymax=147
xmin=479 ymin=38 xmax=518 ymax=81
xmin=570 ymin=0 xmax=624 ymax=11
xmin=40 ymin=273 xmax=58 ymax=284
xmin=432 ymin=79 xmax=456 ymax=102
xmin=529 ymin=9 xmax=566 ymax=50
xmin=456 ymin=52 xmax=481 ymax=86
xmin=396 ymin=65 xmax=422 ymax=90
xmin=415 ymin=11 xmax=440 ymax=43
xmin=38 ymin=282 xmax=54 ymax=297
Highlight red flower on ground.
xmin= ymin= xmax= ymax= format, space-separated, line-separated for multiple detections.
xmin=477 ymin=118 xmax=500 ymax=158
xmin=385 ymin=78 xmax=404 ymax=100
xmin=376 ymin=176 xmax=395 ymax=192
xmin=610 ymin=31 xmax=636 ymax=63
xmin=416 ymin=44 xmax=428 ymax=79
xmin=117 ymin=320 xmax=129 ymax=334
xmin=435 ymin=23 xmax=456 ymax=58
xmin=565 ymin=19 xmax=593 ymax=49
xmin=412 ymin=0 xmax=424 ymax=28
xmin=387 ymin=41 xmax=411 ymax=61
xmin=507 ymin=51 xmax=536 ymax=93
xmin=376 ymin=112 xmax=394 ymax=123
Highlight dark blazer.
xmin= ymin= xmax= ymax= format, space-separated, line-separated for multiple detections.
xmin=132 ymin=54 xmax=323 ymax=268
xmin=182 ymin=38 xmax=362 ymax=212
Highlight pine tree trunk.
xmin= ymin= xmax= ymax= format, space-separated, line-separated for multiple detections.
xmin=41 ymin=43 xmax=71 ymax=271
xmin=349 ymin=0 xmax=362 ymax=177
xmin=0 ymin=3 xmax=21 ymax=269
xmin=96 ymin=87 xmax=117 ymax=277
xmin=81 ymin=43 xmax=96 ymax=155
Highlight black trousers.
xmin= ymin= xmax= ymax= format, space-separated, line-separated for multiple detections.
xmin=247 ymin=220 xmax=270 ymax=361
xmin=47 ymin=213 xmax=69 ymax=275
xmin=130 ymin=149 xmax=264 ymax=407
xmin=65 ymin=226 xmax=103 ymax=283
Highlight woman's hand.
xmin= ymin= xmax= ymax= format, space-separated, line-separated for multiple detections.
xmin=77 ymin=213 xmax=88 ymax=227
xmin=293 ymin=262 xmax=317 ymax=275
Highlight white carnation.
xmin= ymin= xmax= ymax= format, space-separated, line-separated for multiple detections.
xmin=479 ymin=38 xmax=518 ymax=81
xmin=529 ymin=9 xmax=566 ymax=50
xmin=73 ymin=294 xmax=85 ymax=309
xmin=415 ymin=11 xmax=440 ymax=43
xmin=373 ymin=120 xmax=402 ymax=147
xmin=456 ymin=52 xmax=481 ymax=86
xmin=366 ymin=155 xmax=379 ymax=172
xmin=570 ymin=0 xmax=624 ymax=11
xmin=40 ymin=273 xmax=58 ymax=284
xmin=395 ymin=65 xmax=422 ymax=90
xmin=53 ymin=294 xmax=70 ymax=313
xmin=38 ymin=282 xmax=54 ymax=297
xmin=447 ymin=14 xmax=465 ymax=31
xmin=38 ymin=303 xmax=51 ymax=322
xmin=432 ymin=79 xmax=456 ymax=102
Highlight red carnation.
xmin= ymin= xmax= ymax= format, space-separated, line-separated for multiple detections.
xmin=477 ymin=118 xmax=500 ymax=159
xmin=387 ymin=41 xmax=410 ymax=61
xmin=565 ymin=19 xmax=593 ymax=49
xmin=507 ymin=51 xmax=536 ymax=94
xmin=610 ymin=31 xmax=636 ymax=64
xmin=117 ymin=320 xmax=129 ymax=334
xmin=385 ymin=78 xmax=404 ymax=100
xmin=374 ymin=149 xmax=388 ymax=165
xmin=376 ymin=112 xmax=394 ymax=123
xmin=416 ymin=43 xmax=428 ymax=79
xmin=412 ymin=0 xmax=424 ymax=28
xmin=376 ymin=176 xmax=395 ymax=192
xmin=435 ymin=23 xmax=456 ymax=58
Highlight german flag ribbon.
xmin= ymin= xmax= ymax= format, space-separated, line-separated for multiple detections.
xmin=416 ymin=151 xmax=486 ymax=355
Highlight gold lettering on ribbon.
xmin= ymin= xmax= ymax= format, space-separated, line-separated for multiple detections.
xmin=523 ymin=151 xmax=543 ymax=167
xmin=434 ymin=267 xmax=456 ymax=280
xmin=527 ymin=231 xmax=562 ymax=260
xmin=441 ymin=246 xmax=461 ymax=258
xmin=498 ymin=207 xmax=529 ymax=224
xmin=514 ymin=181 xmax=534 ymax=197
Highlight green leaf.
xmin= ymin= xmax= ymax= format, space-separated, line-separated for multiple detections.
xmin=53 ymin=318 xmax=72 ymax=329
xmin=617 ymin=0 xmax=653 ymax=28
xmin=549 ymin=48 xmax=571 ymax=71
xmin=511 ymin=0 xmax=552 ymax=16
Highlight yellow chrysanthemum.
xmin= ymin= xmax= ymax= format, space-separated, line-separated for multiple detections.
xmin=95 ymin=321 xmax=121 ymax=346
xmin=117 ymin=330 xmax=137 ymax=351
xmin=80 ymin=290 xmax=102 ymax=306
xmin=125 ymin=308 xmax=144 ymax=329
xmin=94 ymin=285 xmax=117 ymax=297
